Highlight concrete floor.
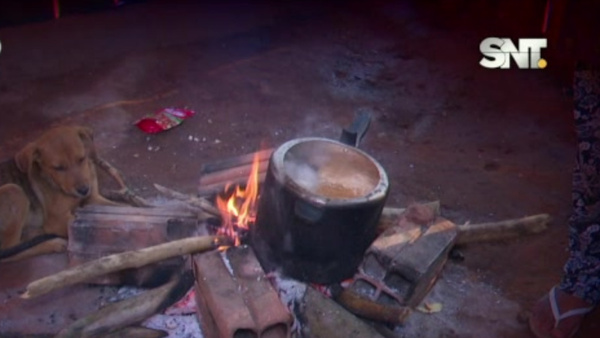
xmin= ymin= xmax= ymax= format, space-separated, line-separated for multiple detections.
xmin=1 ymin=0 xmax=599 ymax=336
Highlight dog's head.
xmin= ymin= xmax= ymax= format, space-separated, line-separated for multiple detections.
xmin=15 ymin=126 xmax=97 ymax=199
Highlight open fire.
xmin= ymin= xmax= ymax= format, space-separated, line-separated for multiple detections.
xmin=215 ymin=152 xmax=262 ymax=246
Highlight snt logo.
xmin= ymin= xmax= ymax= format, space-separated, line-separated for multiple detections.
xmin=480 ymin=38 xmax=547 ymax=69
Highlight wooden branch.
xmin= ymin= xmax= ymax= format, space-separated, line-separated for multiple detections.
xmin=333 ymin=288 xmax=411 ymax=325
xmin=199 ymin=159 xmax=269 ymax=187
xmin=104 ymin=189 xmax=154 ymax=208
xmin=456 ymin=214 xmax=551 ymax=245
xmin=197 ymin=148 xmax=273 ymax=197
xmin=377 ymin=204 xmax=549 ymax=245
xmin=200 ymin=148 xmax=273 ymax=174
xmin=95 ymin=156 xmax=154 ymax=208
xmin=377 ymin=201 xmax=441 ymax=233
xmin=95 ymin=156 xmax=128 ymax=191
xmin=198 ymin=172 xmax=267 ymax=197
xmin=56 ymin=271 xmax=193 ymax=338
xmin=22 ymin=236 xmax=225 ymax=299
xmin=153 ymin=184 xmax=220 ymax=218
xmin=301 ymin=287 xmax=386 ymax=338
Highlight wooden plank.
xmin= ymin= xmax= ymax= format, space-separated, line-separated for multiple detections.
xmin=226 ymin=246 xmax=293 ymax=337
xmin=76 ymin=205 xmax=197 ymax=218
xmin=356 ymin=216 xmax=457 ymax=308
xmin=199 ymin=159 xmax=269 ymax=187
xmin=198 ymin=172 xmax=267 ymax=197
xmin=193 ymin=250 xmax=256 ymax=337
xmin=200 ymin=148 xmax=274 ymax=174
xmin=197 ymin=148 xmax=273 ymax=197
xmin=387 ymin=219 xmax=457 ymax=307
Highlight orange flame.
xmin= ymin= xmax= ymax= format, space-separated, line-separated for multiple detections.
xmin=216 ymin=152 xmax=261 ymax=246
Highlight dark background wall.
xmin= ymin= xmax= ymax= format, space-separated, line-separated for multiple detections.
xmin=0 ymin=0 xmax=147 ymax=27
xmin=0 ymin=0 xmax=597 ymax=83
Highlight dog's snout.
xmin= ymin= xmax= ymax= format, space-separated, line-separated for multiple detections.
xmin=76 ymin=186 xmax=90 ymax=197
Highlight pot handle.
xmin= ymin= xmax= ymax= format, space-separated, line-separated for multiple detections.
xmin=294 ymin=200 xmax=324 ymax=223
xmin=339 ymin=111 xmax=371 ymax=147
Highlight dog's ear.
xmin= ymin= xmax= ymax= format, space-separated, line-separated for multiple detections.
xmin=77 ymin=126 xmax=97 ymax=158
xmin=15 ymin=143 xmax=39 ymax=174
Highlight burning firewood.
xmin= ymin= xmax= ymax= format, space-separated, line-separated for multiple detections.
xmin=199 ymin=159 xmax=269 ymax=188
xmin=198 ymin=172 xmax=268 ymax=198
xmin=197 ymin=148 xmax=273 ymax=197
xmin=55 ymin=271 xmax=194 ymax=338
xmin=200 ymin=148 xmax=274 ymax=174
xmin=22 ymin=236 xmax=227 ymax=299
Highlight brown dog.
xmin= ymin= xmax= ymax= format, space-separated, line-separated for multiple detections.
xmin=0 ymin=126 xmax=120 ymax=262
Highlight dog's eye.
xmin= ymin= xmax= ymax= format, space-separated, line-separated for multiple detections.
xmin=53 ymin=165 xmax=67 ymax=171
xmin=78 ymin=157 xmax=85 ymax=164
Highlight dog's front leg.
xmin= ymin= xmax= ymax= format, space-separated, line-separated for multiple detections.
xmin=43 ymin=208 xmax=75 ymax=238
xmin=0 ymin=184 xmax=30 ymax=249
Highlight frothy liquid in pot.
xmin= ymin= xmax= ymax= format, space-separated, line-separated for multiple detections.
xmin=316 ymin=164 xmax=375 ymax=198
xmin=285 ymin=161 xmax=376 ymax=198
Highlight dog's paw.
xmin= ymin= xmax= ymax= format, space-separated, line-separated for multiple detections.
xmin=48 ymin=238 xmax=68 ymax=253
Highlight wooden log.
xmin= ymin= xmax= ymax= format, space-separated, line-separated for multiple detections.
xmin=377 ymin=204 xmax=550 ymax=245
xmin=153 ymin=184 xmax=220 ymax=218
xmin=193 ymin=246 xmax=293 ymax=337
xmin=194 ymin=250 xmax=255 ymax=337
xmin=225 ymin=245 xmax=293 ymax=336
xmin=360 ymin=218 xmax=457 ymax=307
xmin=199 ymin=159 xmax=269 ymax=187
xmin=68 ymin=205 xmax=201 ymax=286
xmin=194 ymin=279 xmax=220 ymax=338
xmin=55 ymin=271 xmax=194 ymax=338
xmin=200 ymin=148 xmax=274 ymax=174
xmin=197 ymin=148 xmax=273 ymax=197
xmin=332 ymin=287 xmax=411 ymax=325
xmin=22 ymin=236 xmax=225 ymax=299
xmin=70 ymin=205 xmax=201 ymax=256
xmin=456 ymin=214 xmax=551 ymax=244
xmin=300 ymin=287 xmax=385 ymax=338
xmin=377 ymin=201 xmax=441 ymax=234
xmin=198 ymin=172 xmax=267 ymax=197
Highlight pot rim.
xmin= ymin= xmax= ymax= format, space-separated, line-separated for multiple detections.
xmin=270 ymin=137 xmax=389 ymax=206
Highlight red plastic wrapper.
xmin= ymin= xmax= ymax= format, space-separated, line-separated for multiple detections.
xmin=135 ymin=107 xmax=196 ymax=134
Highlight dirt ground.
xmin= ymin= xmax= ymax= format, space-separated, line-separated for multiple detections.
xmin=1 ymin=0 xmax=599 ymax=336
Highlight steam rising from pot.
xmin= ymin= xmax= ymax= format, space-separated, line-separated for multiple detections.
xmin=284 ymin=161 xmax=319 ymax=191
xmin=283 ymin=146 xmax=378 ymax=199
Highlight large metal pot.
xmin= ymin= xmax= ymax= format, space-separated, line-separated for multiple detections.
xmin=250 ymin=137 xmax=389 ymax=284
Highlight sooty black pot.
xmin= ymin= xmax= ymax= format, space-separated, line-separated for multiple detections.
xmin=250 ymin=137 xmax=389 ymax=284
